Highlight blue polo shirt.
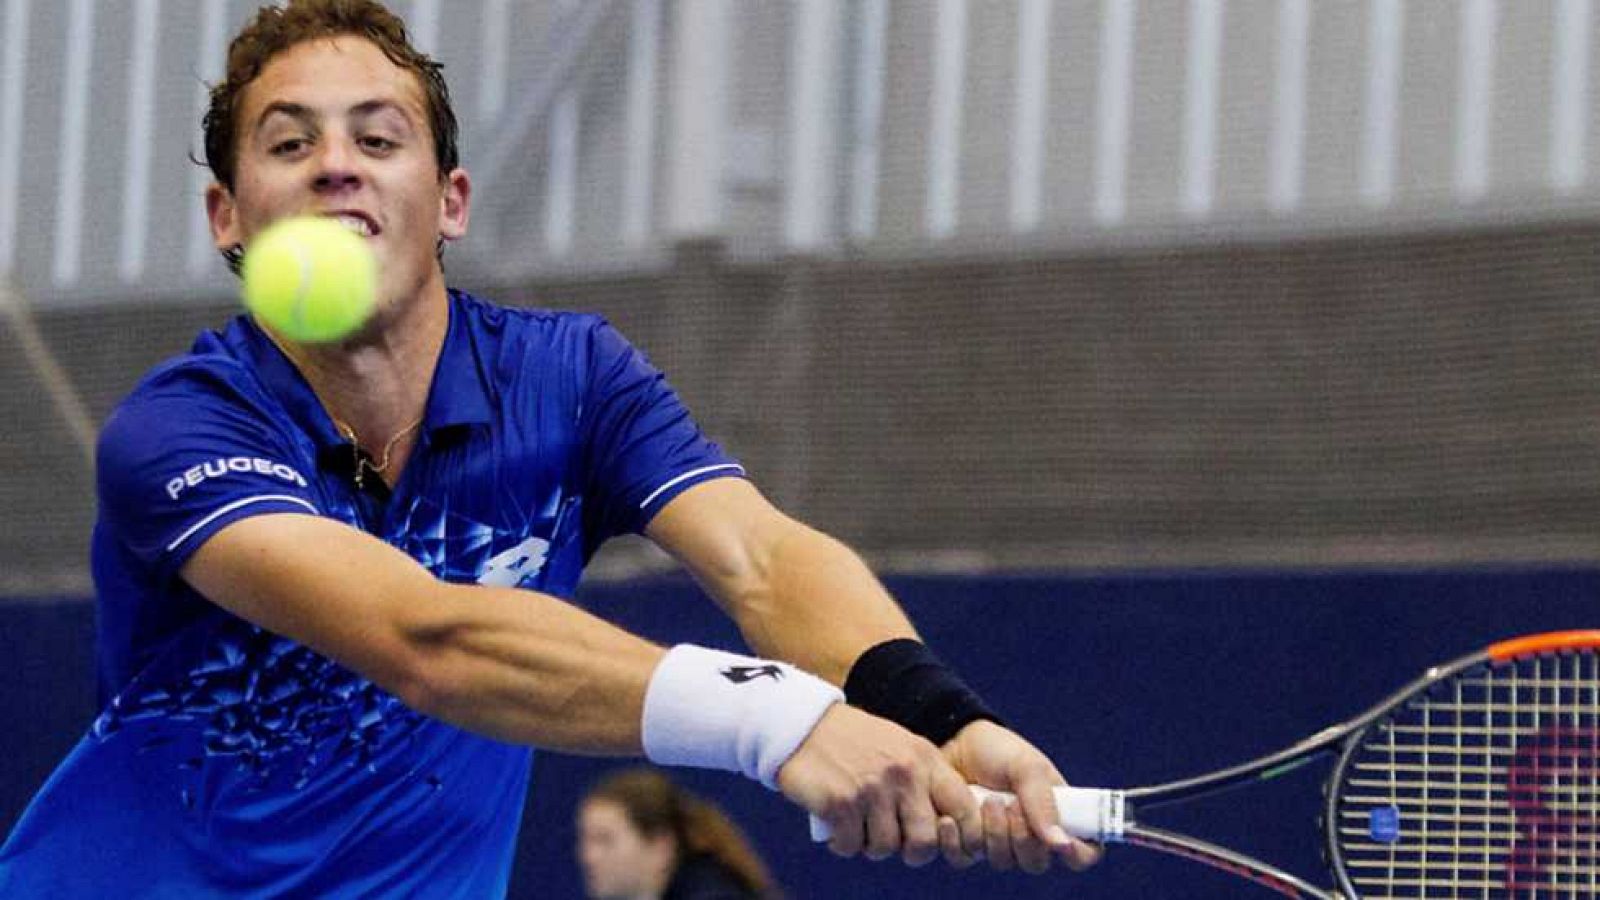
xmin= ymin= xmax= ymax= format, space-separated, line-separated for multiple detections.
xmin=0 ymin=290 xmax=743 ymax=897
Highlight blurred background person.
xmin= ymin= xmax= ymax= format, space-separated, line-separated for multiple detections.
xmin=579 ymin=768 xmax=778 ymax=900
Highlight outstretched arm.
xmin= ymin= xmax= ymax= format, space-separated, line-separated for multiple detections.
xmin=181 ymin=508 xmax=972 ymax=865
xmin=647 ymin=477 xmax=1101 ymax=872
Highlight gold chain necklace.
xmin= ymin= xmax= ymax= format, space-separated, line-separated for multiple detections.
xmin=333 ymin=415 xmax=423 ymax=490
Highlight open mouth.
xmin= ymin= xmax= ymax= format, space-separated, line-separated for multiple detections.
xmin=326 ymin=212 xmax=378 ymax=237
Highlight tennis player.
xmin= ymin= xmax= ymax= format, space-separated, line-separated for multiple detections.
xmin=0 ymin=1 xmax=1097 ymax=894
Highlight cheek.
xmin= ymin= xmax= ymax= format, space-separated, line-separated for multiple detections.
xmin=233 ymin=166 xmax=285 ymax=203
xmin=231 ymin=184 xmax=296 ymax=236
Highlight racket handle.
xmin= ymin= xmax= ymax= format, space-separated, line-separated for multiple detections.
xmin=807 ymin=784 xmax=1124 ymax=843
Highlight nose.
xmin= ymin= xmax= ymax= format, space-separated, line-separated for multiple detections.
xmin=311 ymin=134 xmax=362 ymax=194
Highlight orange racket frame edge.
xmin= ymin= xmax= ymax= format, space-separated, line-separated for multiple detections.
xmin=1488 ymin=629 xmax=1600 ymax=661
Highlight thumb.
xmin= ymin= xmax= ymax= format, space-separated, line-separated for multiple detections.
xmin=1013 ymin=764 xmax=1073 ymax=853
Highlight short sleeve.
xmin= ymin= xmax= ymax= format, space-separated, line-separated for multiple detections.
xmin=96 ymin=364 xmax=322 ymax=580
xmin=579 ymin=319 xmax=743 ymax=538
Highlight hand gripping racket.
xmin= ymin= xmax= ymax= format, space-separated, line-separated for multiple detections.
xmin=811 ymin=630 xmax=1600 ymax=898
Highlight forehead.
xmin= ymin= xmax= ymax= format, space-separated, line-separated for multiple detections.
xmin=579 ymin=800 xmax=635 ymax=833
xmin=241 ymin=35 xmax=426 ymax=122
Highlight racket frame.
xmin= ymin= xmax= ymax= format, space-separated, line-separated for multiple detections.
xmin=1106 ymin=631 xmax=1600 ymax=899
xmin=1323 ymin=631 xmax=1600 ymax=899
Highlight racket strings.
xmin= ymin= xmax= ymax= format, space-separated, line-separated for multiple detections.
xmin=1332 ymin=650 xmax=1600 ymax=898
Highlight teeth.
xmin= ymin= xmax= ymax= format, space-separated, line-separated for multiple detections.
xmin=334 ymin=214 xmax=372 ymax=236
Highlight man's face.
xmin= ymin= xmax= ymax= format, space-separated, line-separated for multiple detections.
xmin=577 ymin=800 xmax=674 ymax=900
xmin=208 ymin=36 xmax=468 ymax=324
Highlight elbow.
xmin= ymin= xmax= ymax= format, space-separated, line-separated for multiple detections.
xmin=379 ymin=587 xmax=466 ymax=719
xmin=388 ymin=657 xmax=449 ymax=719
xmin=388 ymin=642 xmax=487 ymax=726
xmin=372 ymin=637 xmax=449 ymax=719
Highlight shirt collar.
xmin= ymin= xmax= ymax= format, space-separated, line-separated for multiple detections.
xmin=421 ymin=290 xmax=493 ymax=432
xmin=219 ymin=288 xmax=493 ymax=454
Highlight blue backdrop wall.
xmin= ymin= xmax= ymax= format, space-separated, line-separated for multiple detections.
xmin=3 ymin=568 xmax=1596 ymax=898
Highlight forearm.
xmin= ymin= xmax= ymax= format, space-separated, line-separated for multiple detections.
xmin=405 ymin=581 xmax=662 ymax=753
xmin=184 ymin=513 xmax=662 ymax=755
xmin=645 ymin=479 xmax=919 ymax=683
xmin=723 ymin=519 xmax=917 ymax=684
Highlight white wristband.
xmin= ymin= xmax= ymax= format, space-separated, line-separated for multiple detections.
xmin=641 ymin=644 xmax=843 ymax=789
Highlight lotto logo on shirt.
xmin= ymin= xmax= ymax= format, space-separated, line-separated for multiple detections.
xmin=165 ymin=457 xmax=309 ymax=500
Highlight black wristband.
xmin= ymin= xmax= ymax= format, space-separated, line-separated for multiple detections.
xmin=843 ymin=638 xmax=1002 ymax=746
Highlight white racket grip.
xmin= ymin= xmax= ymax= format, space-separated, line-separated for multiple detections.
xmin=807 ymin=785 xmax=1126 ymax=843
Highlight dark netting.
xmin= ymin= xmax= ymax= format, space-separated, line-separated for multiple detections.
xmin=12 ymin=217 xmax=1595 ymax=595
xmin=502 ymin=224 xmax=1600 ymax=574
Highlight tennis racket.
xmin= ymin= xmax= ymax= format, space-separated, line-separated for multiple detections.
xmin=810 ymin=630 xmax=1600 ymax=898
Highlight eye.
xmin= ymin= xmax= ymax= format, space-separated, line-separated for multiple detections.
xmin=359 ymin=135 xmax=396 ymax=152
xmin=269 ymin=138 xmax=308 ymax=156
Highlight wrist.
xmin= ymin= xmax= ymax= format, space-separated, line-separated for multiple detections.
xmin=843 ymin=638 xmax=1003 ymax=746
xmin=641 ymin=644 xmax=842 ymax=789
xmin=946 ymin=717 xmax=1004 ymax=745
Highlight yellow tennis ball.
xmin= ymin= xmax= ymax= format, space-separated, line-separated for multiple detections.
xmin=241 ymin=216 xmax=377 ymax=343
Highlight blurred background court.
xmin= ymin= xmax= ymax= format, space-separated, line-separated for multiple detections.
xmin=2 ymin=1 xmax=1599 ymax=897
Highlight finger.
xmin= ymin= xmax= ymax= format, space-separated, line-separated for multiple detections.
xmin=1011 ymin=763 xmax=1103 ymax=869
xmin=981 ymin=795 xmax=1017 ymax=871
xmin=937 ymin=815 xmax=980 ymax=869
xmin=864 ymin=784 xmax=902 ymax=862
xmin=825 ymin=798 xmax=866 ymax=858
xmin=1060 ymin=837 xmax=1105 ymax=872
xmin=823 ymin=795 xmax=867 ymax=859
xmin=898 ymin=788 xmax=940 ymax=867
xmin=1009 ymin=800 xmax=1052 ymax=875
xmin=928 ymin=766 xmax=984 ymax=858
xmin=1013 ymin=764 xmax=1074 ymax=856
xmin=825 ymin=810 xmax=864 ymax=858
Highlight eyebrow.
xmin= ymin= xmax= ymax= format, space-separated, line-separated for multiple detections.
xmin=253 ymin=99 xmax=417 ymax=136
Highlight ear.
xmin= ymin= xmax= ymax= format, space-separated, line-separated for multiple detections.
xmin=206 ymin=182 xmax=242 ymax=251
xmin=438 ymin=167 xmax=471 ymax=241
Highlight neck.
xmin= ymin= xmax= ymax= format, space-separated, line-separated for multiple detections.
xmin=641 ymin=855 xmax=676 ymax=900
xmin=268 ymin=280 xmax=449 ymax=484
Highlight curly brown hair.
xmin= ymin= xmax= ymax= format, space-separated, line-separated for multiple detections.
xmin=201 ymin=0 xmax=459 ymax=192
